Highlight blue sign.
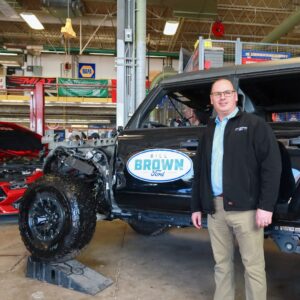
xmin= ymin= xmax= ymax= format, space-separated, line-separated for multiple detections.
xmin=242 ymin=50 xmax=291 ymax=60
xmin=78 ymin=63 xmax=96 ymax=78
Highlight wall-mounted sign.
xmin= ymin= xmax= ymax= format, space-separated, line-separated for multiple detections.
xmin=242 ymin=50 xmax=291 ymax=64
xmin=58 ymin=78 xmax=108 ymax=97
xmin=127 ymin=149 xmax=193 ymax=183
xmin=6 ymin=76 xmax=56 ymax=89
xmin=78 ymin=63 xmax=95 ymax=79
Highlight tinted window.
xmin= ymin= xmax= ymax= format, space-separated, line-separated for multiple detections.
xmin=239 ymin=72 xmax=300 ymax=115
xmin=138 ymin=83 xmax=213 ymax=129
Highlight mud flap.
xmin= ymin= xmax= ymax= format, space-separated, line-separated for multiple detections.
xmin=26 ymin=256 xmax=113 ymax=295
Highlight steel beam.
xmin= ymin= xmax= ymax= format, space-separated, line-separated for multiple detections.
xmin=116 ymin=0 xmax=136 ymax=127
xmin=136 ymin=0 xmax=146 ymax=107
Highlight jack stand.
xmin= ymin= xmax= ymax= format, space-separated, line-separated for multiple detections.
xmin=26 ymin=256 xmax=113 ymax=295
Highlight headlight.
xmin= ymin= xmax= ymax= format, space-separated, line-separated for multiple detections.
xmin=9 ymin=181 xmax=28 ymax=190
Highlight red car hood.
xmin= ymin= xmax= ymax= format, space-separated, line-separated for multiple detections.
xmin=0 ymin=122 xmax=42 ymax=160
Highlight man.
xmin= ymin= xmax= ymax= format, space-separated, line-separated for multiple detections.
xmin=191 ymin=78 xmax=282 ymax=300
xmin=183 ymin=106 xmax=200 ymax=126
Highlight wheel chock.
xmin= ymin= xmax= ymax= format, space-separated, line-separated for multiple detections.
xmin=26 ymin=256 xmax=113 ymax=295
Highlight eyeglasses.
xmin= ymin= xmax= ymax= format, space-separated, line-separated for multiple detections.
xmin=210 ymin=90 xmax=236 ymax=98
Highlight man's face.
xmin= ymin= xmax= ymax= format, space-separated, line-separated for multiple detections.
xmin=210 ymin=79 xmax=238 ymax=118
xmin=183 ymin=107 xmax=193 ymax=119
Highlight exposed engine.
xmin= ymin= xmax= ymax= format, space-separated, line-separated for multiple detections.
xmin=42 ymin=137 xmax=117 ymax=214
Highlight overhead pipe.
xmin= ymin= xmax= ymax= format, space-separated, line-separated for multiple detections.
xmin=261 ymin=8 xmax=300 ymax=43
xmin=150 ymin=71 xmax=177 ymax=89
xmin=41 ymin=46 xmax=180 ymax=58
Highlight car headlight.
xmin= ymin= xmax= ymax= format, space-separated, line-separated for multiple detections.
xmin=9 ymin=181 xmax=28 ymax=190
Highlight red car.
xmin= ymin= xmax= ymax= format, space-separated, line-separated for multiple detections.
xmin=0 ymin=122 xmax=44 ymax=215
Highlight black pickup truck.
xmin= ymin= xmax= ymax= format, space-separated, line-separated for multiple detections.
xmin=19 ymin=58 xmax=300 ymax=262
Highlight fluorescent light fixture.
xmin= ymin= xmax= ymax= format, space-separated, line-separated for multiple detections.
xmin=71 ymin=124 xmax=89 ymax=128
xmin=41 ymin=50 xmax=65 ymax=54
xmin=0 ymin=52 xmax=18 ymax=56
xmin=147 ymin=55 xmax=167 ymax=58
xmin=20 ymin=12 xmax=44 ymax=30
xmin=1 ymin=62 xmax=21 ymax=66
xmin=163 ymin=21 xmax=179 ymax=35
xmin=89 ymin=52 xmax=114 ymax=56
xmin=3 ymin=47 xmax=23 ymax=52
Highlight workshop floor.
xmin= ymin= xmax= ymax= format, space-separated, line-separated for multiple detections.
xmin=0 ymin=219 xmax=299 ymax=300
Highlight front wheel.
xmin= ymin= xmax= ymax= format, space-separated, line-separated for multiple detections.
xmin=19 ymin=174 xmax=97 ymax=262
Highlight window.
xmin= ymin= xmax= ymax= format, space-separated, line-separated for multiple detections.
xmin=139 ymin=84 xmax=212 ymax=129
xmin=238 ymin=71 xmax=300 ymax=119
xmin=272 ymin=112 xmax=300 ymax=122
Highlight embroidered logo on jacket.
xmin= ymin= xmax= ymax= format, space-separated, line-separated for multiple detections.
xmin=234 ymin=126 xmax=248 ymax=132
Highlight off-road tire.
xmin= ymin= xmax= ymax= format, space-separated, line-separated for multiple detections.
xmin=19 ymin=174 xmax=97 ymax=262
xmin=129 ymin=220 xmax=167 ymax=236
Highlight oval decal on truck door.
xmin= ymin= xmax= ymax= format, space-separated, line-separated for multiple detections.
xmin=127 ymin=149 xmax=193 ymax=183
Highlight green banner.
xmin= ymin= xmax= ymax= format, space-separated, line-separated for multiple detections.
xmin=58 ymin=78 xmax=109 ymax=97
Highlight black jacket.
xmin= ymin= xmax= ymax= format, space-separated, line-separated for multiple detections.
xmin=191 ymin=110 xmax=282 ymax=214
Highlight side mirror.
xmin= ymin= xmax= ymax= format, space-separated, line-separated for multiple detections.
xmin=111 ymin=126 xmax=123 ymax=138
xmin=117 ymin=126 xmax=124 ymax=133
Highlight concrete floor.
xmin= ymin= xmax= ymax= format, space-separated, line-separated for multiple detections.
xmin=0 ymin=219 xmax=299 ymax=300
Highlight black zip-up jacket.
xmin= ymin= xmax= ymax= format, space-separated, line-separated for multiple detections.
xmin=191 ymin=110 xmax=282 ymax=214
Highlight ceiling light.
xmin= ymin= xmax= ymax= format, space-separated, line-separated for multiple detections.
xmin=163 ymin=21 xmax=179 ymax=36
xmin=41 ymin=50 xmax=65 ymax=54
xmin=1 ymin=62 xmax=21 ymax=66
xmin=89 ymin=52 xmax=114 ymax=56
xmin=20 ymin=13 xmax=44 ymax=30
xmin=3 ymin=46 xmax=24 ymax=52
xmin=147 ymin=55 xmax=167 ymax=58
xmin=0 ymin=52 xmax=18 ymax=56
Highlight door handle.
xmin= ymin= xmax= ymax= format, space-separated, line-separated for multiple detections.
xmin=180 ymin=139 xmax=199 ymax=150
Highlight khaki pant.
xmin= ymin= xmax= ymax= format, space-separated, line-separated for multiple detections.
xmin=207 ymin=197 xmax=266 ymax=300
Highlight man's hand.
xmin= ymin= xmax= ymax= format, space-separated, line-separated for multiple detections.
xmin=191 ymin=211 xmax=202 ymax=229
xmin=256 ymin=208 xmax=273 ymax=228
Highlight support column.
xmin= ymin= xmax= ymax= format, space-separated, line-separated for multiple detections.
xmin=198 ymin=36 xmax=205 ymax=71
xmin=30 ymin=82 xmax=45 ymax=136
xmin=136 ymin=0 xmax=146 ymax=107
xmin=116 ymin=0 xmax=136 ymax=127
xmin=235 ymin=38 xmax=242 ymax=65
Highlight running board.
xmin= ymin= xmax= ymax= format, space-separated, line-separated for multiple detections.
xmin=26 ymin=256 xmax=113 ymax=295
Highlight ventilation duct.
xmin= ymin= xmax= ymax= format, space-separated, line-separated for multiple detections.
xmin=41 ymin=0 xmax=84 ymax=18
xmin=149 ymin=0 xmax=217 ymax=19
xmin=261 ymin=8 xmax=300 ymax=43
xmin=0 ymin=0 xmax=19 ymax=19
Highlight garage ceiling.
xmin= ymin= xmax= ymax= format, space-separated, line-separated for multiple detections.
xmin=0 ymin=0 xmax=300 ymax=56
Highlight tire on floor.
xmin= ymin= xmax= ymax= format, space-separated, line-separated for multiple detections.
xmin=19 ymin=174 xmax=97 ymax=262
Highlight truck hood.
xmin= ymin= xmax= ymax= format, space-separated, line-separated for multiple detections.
xmin=0 ymin=122 xmax=43 ymax=160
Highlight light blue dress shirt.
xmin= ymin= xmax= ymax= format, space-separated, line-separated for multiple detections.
xmin=211 ymin=107 xmax=239 ymax=196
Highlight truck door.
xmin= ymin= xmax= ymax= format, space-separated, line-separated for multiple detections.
xmin=114 ymin=86 xmax=212 ymax=214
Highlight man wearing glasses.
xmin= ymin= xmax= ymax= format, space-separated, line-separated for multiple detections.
xmin=191 ymin=78 xmax=281 ymax=300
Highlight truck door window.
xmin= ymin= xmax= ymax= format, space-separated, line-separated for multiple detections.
xmin=140 ymin=94 xmax=210 ymax=128
xmin=140 ymin=94 xmax=192 ymax=128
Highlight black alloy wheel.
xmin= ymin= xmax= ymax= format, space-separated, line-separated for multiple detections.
xmin=28 ymin=191 xmax=66 ymax=244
